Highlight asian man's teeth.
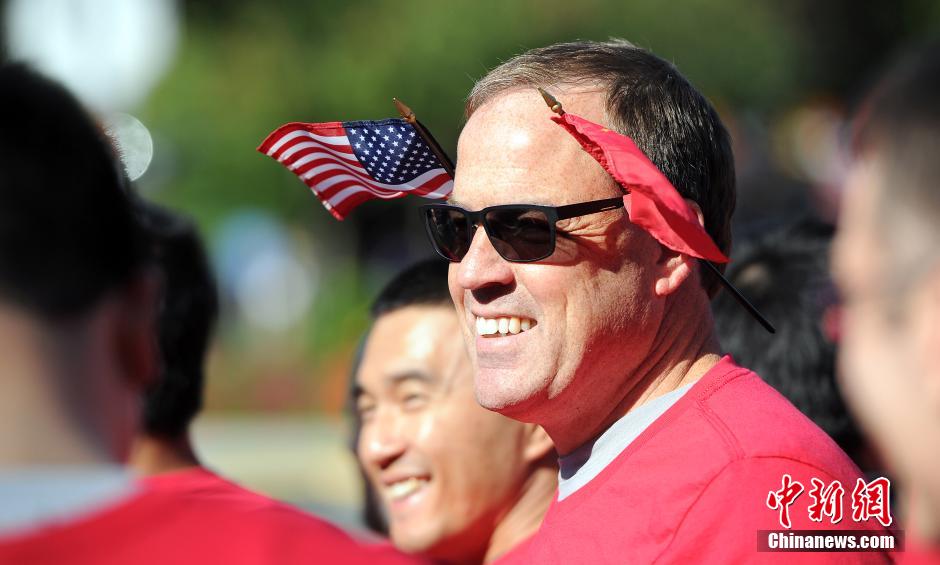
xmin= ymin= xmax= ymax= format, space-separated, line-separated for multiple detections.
xmin=386 ymin=477 xmax=428 ymax=501
xmin=475 ymin=316 xmax=536 ymax=337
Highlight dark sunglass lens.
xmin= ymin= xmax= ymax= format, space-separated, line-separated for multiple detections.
xmin=484 ymin=207 xmax=553 ymax=261
xmin=425 ymin=208 xmax=472 ymax=261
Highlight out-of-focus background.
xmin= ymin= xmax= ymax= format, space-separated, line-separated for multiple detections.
xmin=2 ymin=0 xmax=938 ymax=529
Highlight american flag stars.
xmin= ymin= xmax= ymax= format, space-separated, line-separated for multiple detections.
xmin=346 ymin=121 xmax=438 ymax=184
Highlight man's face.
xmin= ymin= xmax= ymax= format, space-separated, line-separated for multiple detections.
xmin=833 ymin=157 xmax=940 ymax=493
xmin=356 ymin=305 xmax=537 ymax=560
xmin=448 ymin=89 xmax=665 ymax=430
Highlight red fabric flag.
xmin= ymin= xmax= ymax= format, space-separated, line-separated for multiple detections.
xmin=551 ymin=113 xmax=729 ymax=263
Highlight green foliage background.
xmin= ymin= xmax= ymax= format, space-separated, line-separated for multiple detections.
xmin=130 ymin=0 xmax=939 ymax=412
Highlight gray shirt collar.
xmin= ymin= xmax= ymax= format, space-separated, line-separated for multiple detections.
xmin=0 ymin=465 xmax=136 ymax=536
xmin=557 ymin=382 xmax=694 ymax=501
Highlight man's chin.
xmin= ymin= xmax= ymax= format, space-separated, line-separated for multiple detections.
xmin=394 ymin=526 xmax=478 ymax=564
xmin=402 ymin=523 xmax=491 ymax=565
xmin=474 ymin=369 xmax=545 ymax=421
xmin=390 ymin=520 xmax=443 ymax=554
xmin=392 ymin=539 xmax=428 ymax=556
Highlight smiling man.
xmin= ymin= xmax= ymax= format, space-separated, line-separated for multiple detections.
xmin=355 ymin=260 xmax=557 ymax=564
xmin=420 ymin=40 xmax=893 ymax=563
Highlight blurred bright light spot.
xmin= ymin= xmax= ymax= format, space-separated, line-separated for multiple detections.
xmin=102 ymin=113 xmax=154 ymax=181
xmin=215 ymin=212 xmax=319 ymax=333
xmin=4 ymin=0 xmax=179 ymax=113
xmin=237 ymin=252 xmax=314 ymax=332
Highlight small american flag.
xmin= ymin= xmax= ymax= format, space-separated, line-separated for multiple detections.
xmin=258 ymin=119 xmax=453 ymax=220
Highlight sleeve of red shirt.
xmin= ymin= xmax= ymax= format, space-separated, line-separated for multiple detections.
xmin=655 ymin=457 xmax=895 ymax=564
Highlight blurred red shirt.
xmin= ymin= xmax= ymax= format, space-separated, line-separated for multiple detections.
xmin=0 ymin=467 xmax=417 ymax=565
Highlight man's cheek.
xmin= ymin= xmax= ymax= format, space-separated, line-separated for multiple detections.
xmin=412 ymin=407 xmax=446 ymax=447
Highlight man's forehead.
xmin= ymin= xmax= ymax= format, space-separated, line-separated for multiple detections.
xmin=838 ymin=159 xmax=883 ymax=242
xmin=459 ymin=89 xmax=608 ymax=155
xmin=833 ymin=159 xmax=886 ymax=288
xmin=453 ymin=89 xmax=615 ymax=207
xmin=358 ymin=306 xmax=467 ymax=388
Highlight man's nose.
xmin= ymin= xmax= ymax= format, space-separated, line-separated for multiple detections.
xmin=359 ymin=408 xmax=408 ymax=470
xmin=454 ymin=226 xmax=515 ymax=292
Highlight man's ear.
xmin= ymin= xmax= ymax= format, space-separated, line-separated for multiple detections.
xmin=654 ymin=253 xmax=693 ymax=297
xmin=111 ymin=270 xmax=161 ymax=391
xmin=653 ymin=199 xmax=705 ymax=297
xmin=686 ymin=199 xmax=707 ymax=229
xmin=522 ymin=424 xmax=556 ymax=463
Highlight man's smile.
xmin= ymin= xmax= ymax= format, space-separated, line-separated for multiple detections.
xmin=475 ymin=315 xmax=537 ymax=337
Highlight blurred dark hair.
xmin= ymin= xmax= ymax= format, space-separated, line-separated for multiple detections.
xmin=370 ymin=258 xmax=452 ymax=318
xmin=712 ymin=218 xmax=864 ymax=460
xmin=851 ymin=42 xmax=940 ymax=271
xmin=349 ymin=258 xmax=451 ymax=534
xmin=137 ymin=201 xmax=219 ymax=438
xmin=0 ymin=63 xmax=145 ymax=319
xmin=466 ymin=39 xmax=736 ymax=296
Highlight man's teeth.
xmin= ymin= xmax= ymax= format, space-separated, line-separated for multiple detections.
xmin=476 ymin=316 xmax=535 ymax=336
xmin=386 ymin=477 xmax=428 ymax=501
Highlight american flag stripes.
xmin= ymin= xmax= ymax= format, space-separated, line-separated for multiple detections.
xmin=258 ymin=119 xmax=453 ymax=220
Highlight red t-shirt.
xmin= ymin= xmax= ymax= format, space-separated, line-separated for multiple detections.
xmin=900 ymin=544 xmax=940 ymax=564
xmin=898 ymin=532 xmax=940 ymax=564
xmin=498 ymin=356 xmax=894 ymax=564
xmin=0 ymin=467 xmax=415 ymax=565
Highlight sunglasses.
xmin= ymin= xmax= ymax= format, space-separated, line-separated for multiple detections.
xmin=420 ymin=197 xmax=624 ymax=263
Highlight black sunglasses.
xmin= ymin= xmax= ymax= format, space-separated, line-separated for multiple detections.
xmin=420 ymin=197 xmax=624 ymax=263
xmin=420 ymin=195 xmax=776 ymax=334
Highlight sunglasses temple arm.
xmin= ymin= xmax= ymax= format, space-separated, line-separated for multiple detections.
xmin=704 ymin=261 xmax=776 ymax=334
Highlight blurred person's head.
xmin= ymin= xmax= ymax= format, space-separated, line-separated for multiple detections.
xmin=833 ymin=42 xmax=940 ymax=539
xmin=447 ymin=39 xmax=735 ymax=454
xmin=354 ymin=260 xmax=556 ymax=564
xmin=129 ymin=202 xmax=219 ymax=475
xmin=0 ymin=63 xmax=155 ymax=465
xmin=713 ymin=218 xmax=865 ymax=463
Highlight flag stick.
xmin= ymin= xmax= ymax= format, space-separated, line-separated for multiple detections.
xmin=393 ymin=98 xmax=455 ymax=178
xmin=704 ymin=261 xmax=775 ymax=333
xmin=539 ymin=87 xmax=565 ymax=115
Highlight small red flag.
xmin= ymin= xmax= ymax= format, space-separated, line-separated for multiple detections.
xmin=550 ymin=113 xmax=729 ymax=263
